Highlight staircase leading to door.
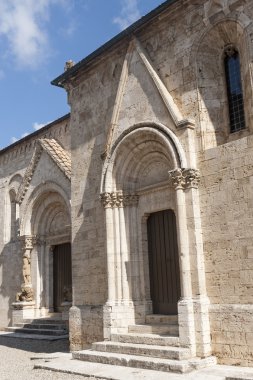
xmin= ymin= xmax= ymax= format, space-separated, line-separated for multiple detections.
xmin=5 ymin=314 xmax=69 ymax=340
xmin=72 ymin=314 xmax=216 ymax=373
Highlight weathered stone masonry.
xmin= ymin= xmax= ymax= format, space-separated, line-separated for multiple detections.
xmin=1 ymin=0 xmax=253 ymax=368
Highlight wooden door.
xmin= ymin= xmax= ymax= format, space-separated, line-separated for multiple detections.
xmin=53 ymin=243 xmax=72 ymax=312
xmin=147 ymin=210 xmax=181 ymax=315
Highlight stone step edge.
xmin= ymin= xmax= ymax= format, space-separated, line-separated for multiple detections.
xmin=0 ymin=332 xmax=68 ymax=340
xmin=92 ymin=341 xmax=191 ymax=360
xmin=128 ymin=323 xmax=179 ymax=331
xmin=5 ymin=327 xmax=67 ymax=335
xmin=111 ymin=333 xmax=180 ymax=346
xmin=22 ymin=319 xmax=64 ymax=323
xmin=73 ymin=349 xmax=217 ymax=374
xmin=15 ymin=323 xmax=67 ymax=329
xmin=145 ymin=315 xmax=178 ymax=324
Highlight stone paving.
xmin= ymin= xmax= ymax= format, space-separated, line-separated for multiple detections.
xmin=0 ymin=334 xmax=100 ymax=380
xmin=1 ymin=333 xmax=253 ymax=380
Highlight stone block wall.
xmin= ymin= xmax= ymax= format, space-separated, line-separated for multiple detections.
xmin=200 ymin=135 xmax=253 ymax=365
xmin=0 ymin=115 xmax=70 ymax=327
xmin=67 ymin=0 xmax=253 ymax=356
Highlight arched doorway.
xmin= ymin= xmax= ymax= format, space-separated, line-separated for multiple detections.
xmin=101 ymin=123 xmax=187 ymax=337
xmin=20 ymin=185 xmax=72 ymax=316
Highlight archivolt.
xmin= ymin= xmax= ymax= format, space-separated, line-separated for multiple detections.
xmin=101 ymin=122 xmax=187 ymax=193
xmin=20 ymin=181 xmax=70 ymax=236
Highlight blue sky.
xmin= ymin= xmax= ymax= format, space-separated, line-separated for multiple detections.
xmin=0 ymin=0 xmax=164 ymax=149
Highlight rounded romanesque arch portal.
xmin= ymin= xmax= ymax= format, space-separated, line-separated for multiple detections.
xmin=19 ymin=183 xmax=72 ymax=316
xmin=101 ymin=124 xmax=190 ymax=332
xmin=101 ymin=123 xmax=211 ymax=357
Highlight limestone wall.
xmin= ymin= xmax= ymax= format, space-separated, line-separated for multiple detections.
xmin=200 ymin=135 xmax=253 ymax=365
xmin=0 ymin=115 xmax=70 ymax=328
xmin=67 ymin=0 xmax=253 ymax=360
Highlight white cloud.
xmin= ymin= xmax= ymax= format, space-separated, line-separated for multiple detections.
xmin=113 ymin=0 xmax=141 ymax=31
xmin=10 ymin=121 xmax=51 ymax=145
xmin=33 ymin=121 xmax=51 ymax=130
xmin=11 ymin=137 xmax=18 ymax=144
xmin=0 ymin=0 xmax=68 ymax=69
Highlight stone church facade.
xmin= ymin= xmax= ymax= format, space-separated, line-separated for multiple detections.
xmin=1 ymin=0 xmax=253 ymax=369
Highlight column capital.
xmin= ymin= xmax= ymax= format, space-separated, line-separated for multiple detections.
xmin=19 ymin=235 xmax=39 ymax=251
xmin=169 ymin=168 xmax=185 ymax=190
xmin=183 ymin=168 xmax=200 ymax=189
xmin=100 ymin=191 xmax=139 ymax=208
xmin=169 ymin=168 xmax=200 ymax=190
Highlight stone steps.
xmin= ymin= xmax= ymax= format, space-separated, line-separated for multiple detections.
xmin=128 ymin=323 xmax=179 ymax=335
xmin=71 ymin=314 xmax=216 ymax=374
xmin=6 ymin=315 xmax=69 ymax=339
xmin=111 ymin=332 xmax=180 ymax=346
xmin=92 ymin=341 xmax=191 ymax=360
xmin=22 ymin=318 xmax=63 ymax=324
xmin=145 ymin=314 xmax=178 ymax=325
xmin=15 ymin=323 xmax=66 ymax=330
xmin=5 ymin=326 xmax=68 ymax=336
xmin=72 ymin=350 xmax=216 ymax=374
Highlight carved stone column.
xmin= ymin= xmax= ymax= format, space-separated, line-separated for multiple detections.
xmin=16 ymin=235 xmax=37 ymax=302
xmin=169 ymin=167 xmax=211 ymax=358
xmin=12 ymin=235 xmax=37 ymax=324
xmin=183 ymin=168 xmax=211 ymax=357
xmin=100 ymin=191 xmax=139 ymax=339
xmin=169 ymin=169 xmax=192 ymax=299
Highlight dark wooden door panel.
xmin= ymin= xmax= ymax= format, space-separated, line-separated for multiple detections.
xmin=147 ymin=210 xmax=181 ymax=315
xmin=53 ymin=243 xmax=72 ymax=312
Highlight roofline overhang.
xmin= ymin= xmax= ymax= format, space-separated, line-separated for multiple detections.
xmin=51 ymin=0 xmax=178 ymax=88
xmin=0 ymin=113 xmax=70 ymax=155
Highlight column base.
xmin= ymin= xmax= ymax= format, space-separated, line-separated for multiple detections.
xmin=178 ymin=297 xmax=196 ymax=355
xmin=103 ymin=300 xmax=149 ymax=340
xmin=192 ymin=295 xmax=212 ymax=357
xmin=178 ymin=296 xmax=212 ymax=358
xmin=12 ymin=301 xmax=36 ymax=325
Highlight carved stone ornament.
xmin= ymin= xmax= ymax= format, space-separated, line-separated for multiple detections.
xmin=16 ymin=285 xmax=34 ymax=302
xmin=169 ymin=169 xmax=186 ymax=190
xmin=20 ymin=235 xmax=39 ymax=251
xmin=183 ymin=168 xmax=201 ymax=189
xmin=100 ymin=191 xmax=139 ymax=208
xmin=15 ymin=235 xmax=37 ymax=303
xmin=169 ymin=168 xmax=201 ymax=190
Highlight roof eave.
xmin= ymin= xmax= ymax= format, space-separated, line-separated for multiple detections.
xmin=51 ymin=0 xmax=177 ymax=88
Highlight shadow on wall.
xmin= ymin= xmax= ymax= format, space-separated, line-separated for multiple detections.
xmin=195 ymin=19 xmax=251 ymax=149
xmin=0 ymin=240 xmax=23 ymax=328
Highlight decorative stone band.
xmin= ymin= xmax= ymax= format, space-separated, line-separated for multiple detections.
xmin=169 ymin=168 xmax=200 ymax=190
xmin=100 ymin=191 xmax=139 ymax=208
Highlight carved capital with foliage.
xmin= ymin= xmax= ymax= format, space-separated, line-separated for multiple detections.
xmin=183 ymin=168 xmax=201 ymax=189
xmin=169 ymin=168 xmax=200 ymax=190
xmin=169 ymin=169 xmax=185 ymax=190
xmin=100 ymin=191 xmax=139 ymax=208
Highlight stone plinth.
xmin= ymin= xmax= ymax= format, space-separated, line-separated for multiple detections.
xmin=12 ymin=301 xmax=35 ymax=325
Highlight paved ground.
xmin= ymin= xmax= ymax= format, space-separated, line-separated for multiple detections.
xmin=1 ymin=333 xmax=253 ymax=380
xmin=0 ymin=334 xmax=101 ymax=380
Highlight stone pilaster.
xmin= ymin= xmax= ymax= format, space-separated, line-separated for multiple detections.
xmin=169 ymin=168 xmax=196 ymax=355
xmin=169 ymin=167 xmax=211 ymax=357
xmin=100 ymin=191 xmax=140 ymax=340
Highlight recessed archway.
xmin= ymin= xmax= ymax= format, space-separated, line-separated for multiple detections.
xmin=101 ymin=123 xmax=187 ymax=338
xmin=20 ymin=182 xmax=71 ymax=315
